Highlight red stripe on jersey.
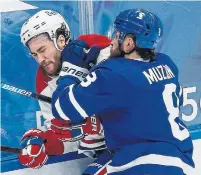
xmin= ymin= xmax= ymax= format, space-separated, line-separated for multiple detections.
xmin=36 ymin=66 xmax=52 ymax=94
xmin=98 ymin=167 xmax=107 ymax=175
xmin=82 ymin=138 xmax=105 ymax=144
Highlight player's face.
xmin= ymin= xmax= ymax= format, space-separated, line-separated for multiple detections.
xmin=110 ymin=30 xmax=122 ymax=58
xmin=28 ymin=36 xmax=61 ymax=75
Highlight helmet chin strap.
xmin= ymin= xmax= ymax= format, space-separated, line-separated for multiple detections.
xmin=50 ymin=37 xmax=71 ymax=77
xmin=53 ymin=38 xmax=62 ymax=52
xmin=53 ymin=37 xmax=71 ymax=52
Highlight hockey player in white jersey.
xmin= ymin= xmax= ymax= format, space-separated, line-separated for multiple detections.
xmin=18 ymin=10 xmax=111 ymax=169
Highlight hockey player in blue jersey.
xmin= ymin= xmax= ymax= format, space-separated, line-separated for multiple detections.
xmin=51 ymin=8 xmax=195 ymax=174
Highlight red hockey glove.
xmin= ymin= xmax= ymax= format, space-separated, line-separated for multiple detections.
xmin=18 ymin=129 xmax=64 ymax=169
xmin=50 ymin=117 xmax=103 ymax=142
xmin=50 ymin=118 xmax=74 ymax=142
xmin=81 ymin=116 xmax=103 ymax=135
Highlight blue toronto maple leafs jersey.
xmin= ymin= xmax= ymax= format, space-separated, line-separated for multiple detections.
xmin=52 ymin=53 xmax=194 ymax=168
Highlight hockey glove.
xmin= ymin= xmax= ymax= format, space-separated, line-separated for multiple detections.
xmin=81 ymin=116 xmax=103 ymax=136
xmin=50 ymin=117 xmax=103 ymax=142
xmin=49 ymin=118 xmax=84 ymax=142
xmin=18 ymin=129 xmax=64 ymax=169
xmin=59 ymin=39 xmax=101 ymax=83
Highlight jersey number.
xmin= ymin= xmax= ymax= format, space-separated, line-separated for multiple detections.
xmin=162 ymin=83 xmax=189 ymax=141
xmin=136 ymin=12 xmax=145 ymax=19
xmin=81 ymin=72 xmax=97 ymax=87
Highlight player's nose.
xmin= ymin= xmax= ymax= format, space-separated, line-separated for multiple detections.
xmin=37 ymin=53 xmax=46 ymax=64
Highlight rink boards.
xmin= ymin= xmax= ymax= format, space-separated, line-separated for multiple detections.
xmin=1 ymin=1 xmax=201 ymax=174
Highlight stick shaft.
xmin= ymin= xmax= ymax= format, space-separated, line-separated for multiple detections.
xmin=1 ymin=146 xmax=21 ymax=154
xmin=1 ymin=82 xmax=51 ymax=103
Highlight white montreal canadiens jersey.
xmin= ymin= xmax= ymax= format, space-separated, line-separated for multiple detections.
xmin=36 ymin=34 xmax=111 ymax=155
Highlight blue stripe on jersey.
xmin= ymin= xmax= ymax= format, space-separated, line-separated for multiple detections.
xmin=106 ymin=142 xmax=195 ymax=175
xmin=107 ymin=163 xmax=186 ymax=175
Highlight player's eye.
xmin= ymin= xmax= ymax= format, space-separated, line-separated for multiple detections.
xmin=30 ymin=53 xmax=37 ymax=57
xmin=40 ymin=48 xmax=46 ymax=53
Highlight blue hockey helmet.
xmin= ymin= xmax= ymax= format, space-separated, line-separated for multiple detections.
xmin=112 ymin=9 xmax=163 ymax=49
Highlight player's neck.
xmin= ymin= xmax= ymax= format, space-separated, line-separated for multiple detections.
xmin=124 ymin=51 xmax=142 ymax=60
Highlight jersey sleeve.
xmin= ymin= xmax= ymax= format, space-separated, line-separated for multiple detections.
xmin=77 ymin=34 xmax=111 ymax=64
xmin=52 ymin=67 xmax=125 ymax=123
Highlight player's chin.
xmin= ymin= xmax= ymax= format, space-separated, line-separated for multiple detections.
xmin=43 ymin=64 xmax=58 ymax=76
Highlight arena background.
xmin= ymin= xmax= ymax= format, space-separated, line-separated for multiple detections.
xmin=1 ymin=1 xmax=201 ymax=174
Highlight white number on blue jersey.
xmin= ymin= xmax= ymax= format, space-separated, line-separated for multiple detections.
xmin=81 ymin=72 xmax=97 ymax=87
xmin=163 ymin=83 xmax=190 ymax=141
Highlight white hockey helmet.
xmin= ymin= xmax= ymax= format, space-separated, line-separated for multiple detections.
xmin=20 ymin=10 xmax=70 ymax=51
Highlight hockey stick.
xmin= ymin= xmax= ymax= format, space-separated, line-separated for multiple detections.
xmin=1 ymin=82 xmax=93 ymax=153
xmin=1 ymin=82 xmax=51 ymax=154
xmin=1 ymin=82 xmax=51 ymax=104
xmin=1 ymin=145 xmax=21 ymax=154
xmin=1 ymin=81 xmax=85 ymax=126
